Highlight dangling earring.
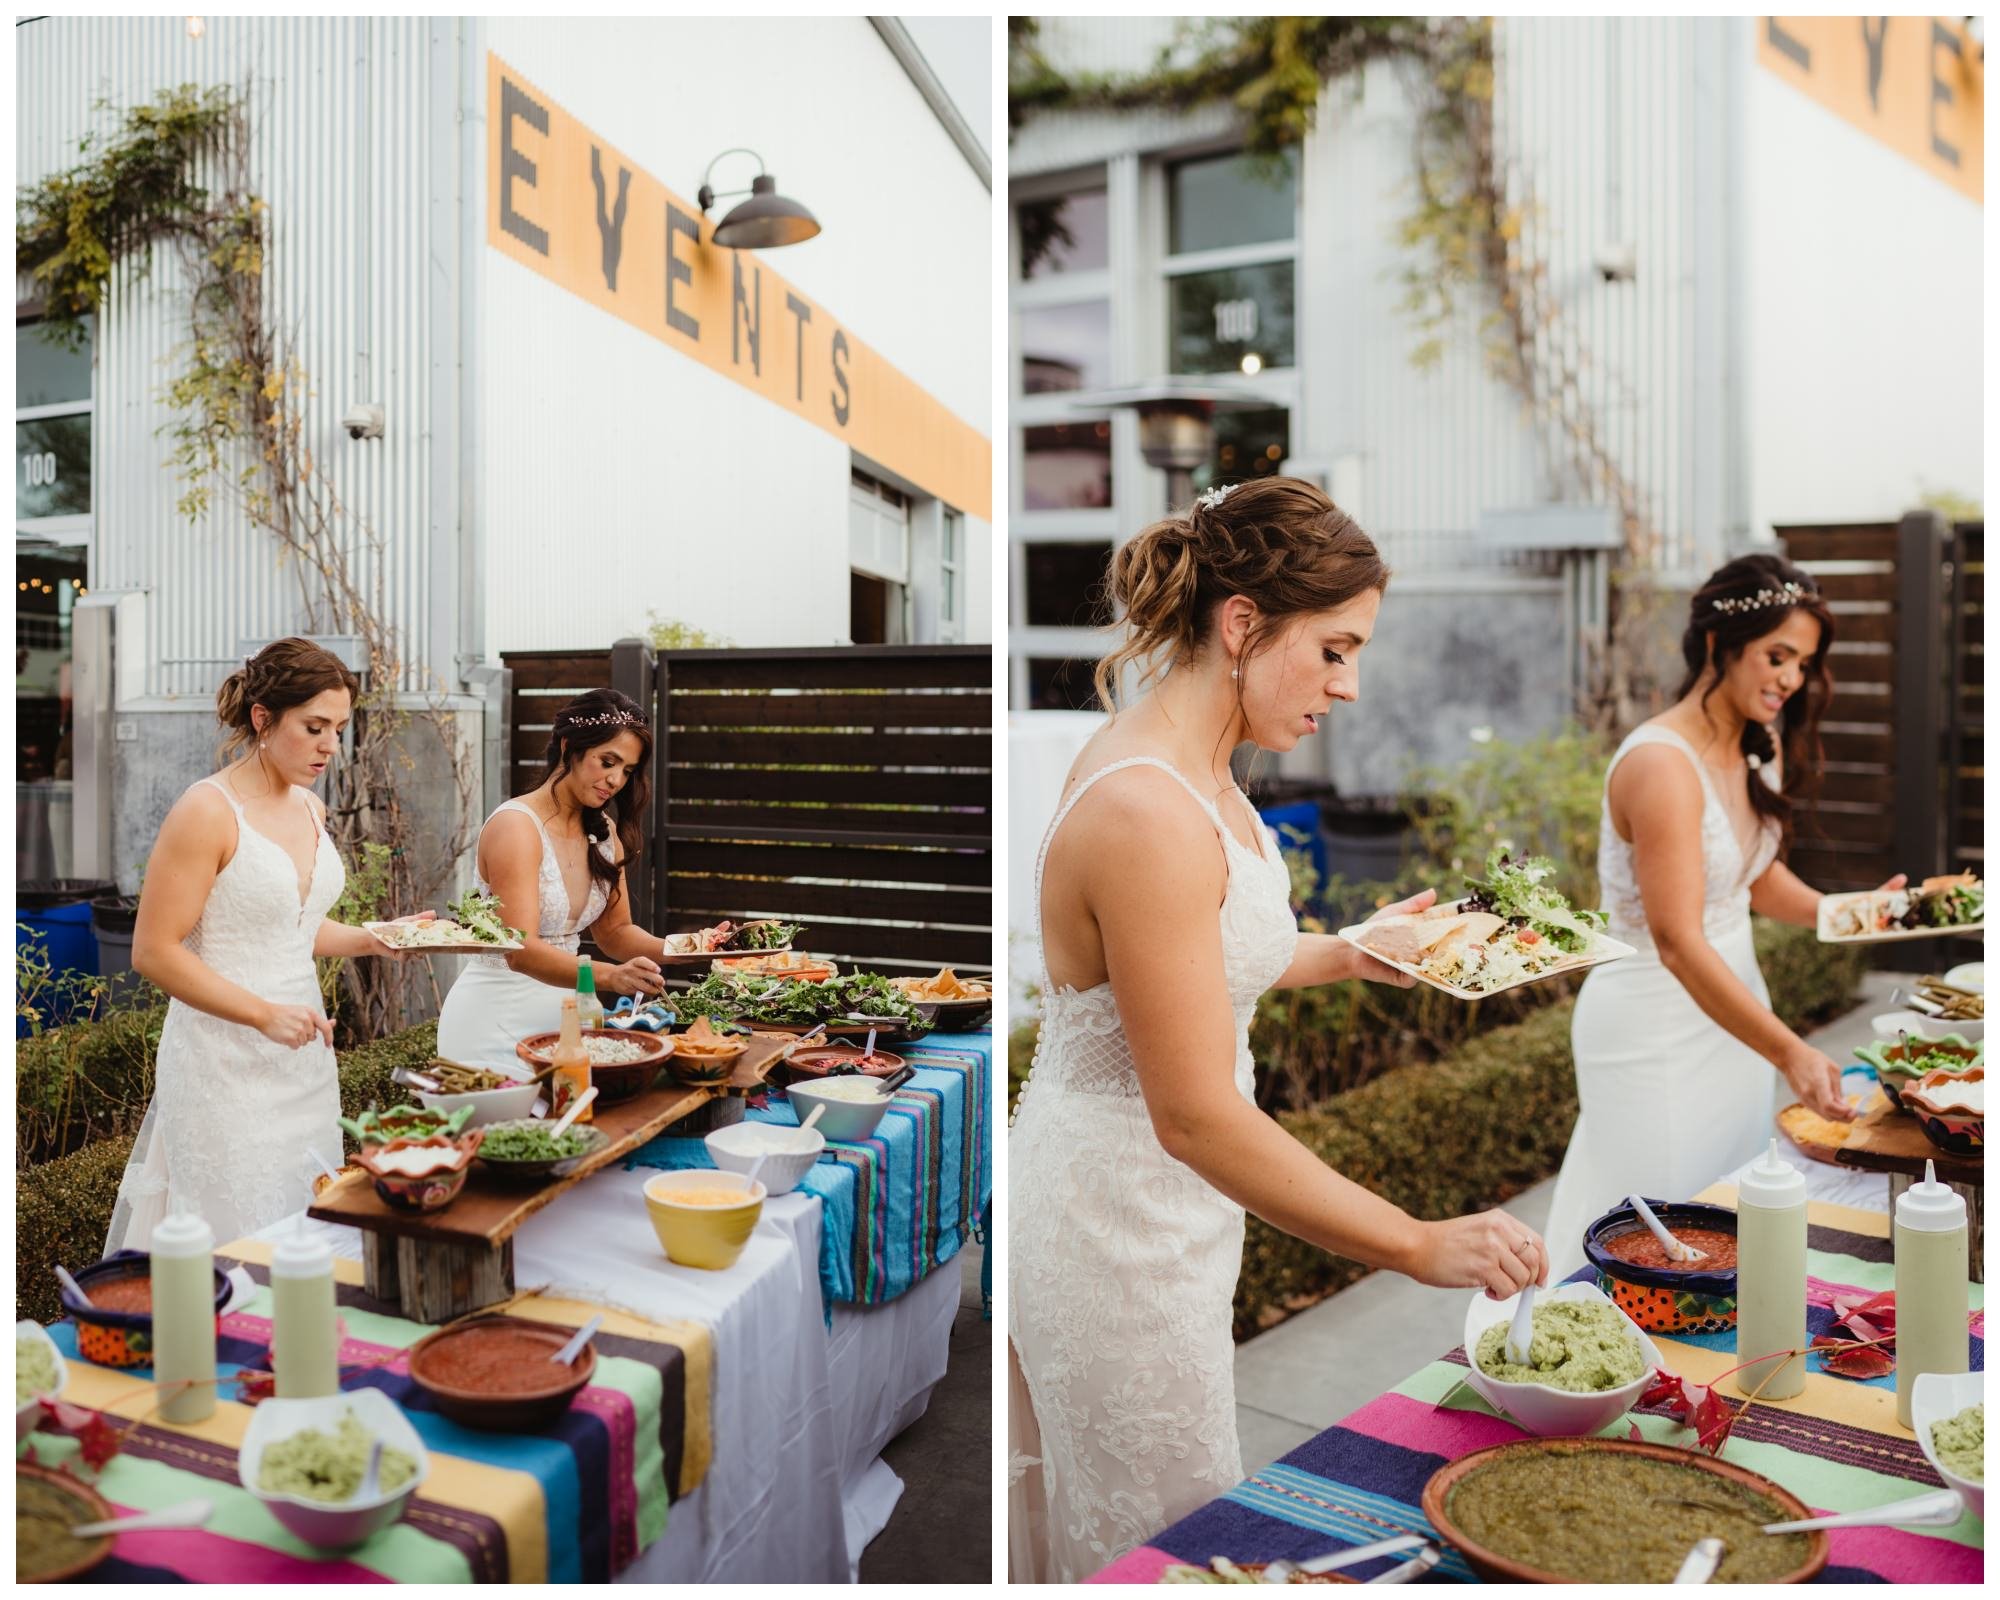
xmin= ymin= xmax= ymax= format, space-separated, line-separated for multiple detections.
xmin=1231 ymin=663 xmax=1240 ymax=681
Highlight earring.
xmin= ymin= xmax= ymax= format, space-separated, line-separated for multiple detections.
xmin=1231 ymin=665 xmax=1240 ymax=681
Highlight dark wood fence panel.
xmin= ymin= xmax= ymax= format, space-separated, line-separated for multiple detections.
xmin=498 ymin=650 xmax=614 ymax=800
xmin=1946 ymin=523 xmax=1983 ymax=881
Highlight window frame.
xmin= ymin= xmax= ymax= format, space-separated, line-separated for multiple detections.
xmin=16 ymin=314 xmax=95 ymax=545
xmin=1156 ymin=145 xmax=1301 ymax=395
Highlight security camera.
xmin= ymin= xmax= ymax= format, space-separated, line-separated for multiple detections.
xmin=341 ymin=403 xmax=385 ymax=441
xmin=1593 ymin=243 xmax=1636 ymax=283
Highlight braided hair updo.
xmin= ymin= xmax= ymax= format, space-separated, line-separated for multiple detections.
xmin=1677 ymin=552 xmax=1835 ymax=844
xmin=536 ymin=688 xmax=653 ymax=910
xmin=1092 ymin=476 xmax=1389 ymax=713
xmin=214 ymin=638 xmax=359 ymax=759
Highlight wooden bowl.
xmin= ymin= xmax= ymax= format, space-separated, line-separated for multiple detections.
xmin=785 ymin=1045 xmax=906 ymax=1081
xmin=1420 ymin=1438 xmax=1828 ymax=1584
xmin=406 ymin=1314 xmax=595 ymax=1431
xmin=16 ymin=1461 xmax=115 ymax=1582
xmin=514 ymin=1028 xmax=672 ymax=1104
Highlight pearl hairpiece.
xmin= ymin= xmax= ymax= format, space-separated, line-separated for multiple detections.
xmin=1195 ymin=483 xmax=1236 ymax=511
xmin=565 ymin=710 xmax=645 ymax=729
xmin=1711 ymin=581 xmax=1809 ymax=617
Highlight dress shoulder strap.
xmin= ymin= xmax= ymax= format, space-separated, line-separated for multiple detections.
xmin=196 ymin=775 xmax=246 ymax=814
xmin=489 ymin=797 xmax=547 ymax=831
xmin=1606 ymin=724 xmax=1715 ymax=796
xmin=1034 ymin=757 xmax=1230 ymax=949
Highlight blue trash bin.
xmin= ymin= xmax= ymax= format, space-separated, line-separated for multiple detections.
xmin=17 ymin=879 xmax=114 ymax=1035
xmin=1257 ymin=801 xmax=1329 ymax=910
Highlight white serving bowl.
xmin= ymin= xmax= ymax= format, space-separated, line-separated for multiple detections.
xmin=1460 ymin=1280 xmax=1664 ymax=1439
xmin=1872 ymin=1011 xmax=1986 ymax=1046
xmin=416 ymin=1064 xmax=543 ymax=1128
xmin=15 ymin=1319 xmax=68 ymax=1444
xmin=783 ymin=1077 xmax=897 ymax=1143
xmin=704 ymin=1121 xmax=825 ymax=1196
xmin=1911 ymin=1369 xmax=1984 ymax=1523
xmin=239 ymin=1389 xmax=429 ymax=1549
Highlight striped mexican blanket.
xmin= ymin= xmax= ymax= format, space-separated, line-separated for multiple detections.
xmin=27 ymin=1239 xmax=713 ymax=1583
xmin=1093 ymin=1189 xmax=1985 ymax=1584
xmin=626 ymin=1032 xmax=992 ymax=1317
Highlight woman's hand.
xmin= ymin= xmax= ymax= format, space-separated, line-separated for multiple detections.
xmin=1780 ymin=1044 xmax=1855 ymax=1122
xmin=597 ymin=956 xmax=665 ymax=999
xmin=1339 ymin=886 xmax=1436 ymax=987
xmin=1406 ymin=1210 xmax=1550 ymax=1300
xmin=259 ymin=1003 xmax=335 ymax=1050
xmin=1872 ymin=873 xmax=1909 ymax=893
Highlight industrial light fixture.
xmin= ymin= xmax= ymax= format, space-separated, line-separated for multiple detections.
xmin=186 ymin=16 xmax=206 ymax=39
xmin=696 ymin=149 xmax=821 ymax=250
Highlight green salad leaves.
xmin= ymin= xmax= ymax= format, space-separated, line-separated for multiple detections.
xmin=445 ymin=889 xmax=526 ymax=946
xmin=673 ymin=969 xmax=924 ymax=1028
xmin=1462 ymin=846 xmax=1607 ymax=955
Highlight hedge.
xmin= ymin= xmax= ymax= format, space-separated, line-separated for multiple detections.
xmin=16 ymin=1004 xmax=168 ymax=1169
xmin=17 ymin=1021 xmax=442 ymax=1325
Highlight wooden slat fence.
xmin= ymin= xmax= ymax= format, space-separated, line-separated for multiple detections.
xmin=499 ymin=643 xmax=992 ymax=979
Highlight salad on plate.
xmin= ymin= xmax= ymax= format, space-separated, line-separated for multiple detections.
xmin=367 ymin=891 xmax=524 ymax=950
xmin=662 ymin=919 xmax=803 ymax=956
xmin=1822 ymin=873 xmax=1983 ymax=941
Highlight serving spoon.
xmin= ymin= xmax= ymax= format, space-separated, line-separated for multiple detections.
xmin=1504 ymin=1282 xmax=1537 ymax=1366
xmin=357 ymin=1437 xmax=384 ymax=1502
xmin=1258 ymin=1533 xmax=1435 ymax=1583
xmin=69 ymin=1497 xmax=216 ymax=1538
xmin=1629 ymin=1193 xmax=1708 ymax=1264
xmin=549 ymin=1314 xmax=603 ymax=1368
xmin=548 ymin=1085 xmax=597 ymax=1141
xmin=1667 ymin=1487 xmax=1963 ymax=1536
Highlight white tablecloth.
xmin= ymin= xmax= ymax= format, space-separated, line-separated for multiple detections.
xmin=262 ymin=1158 xmax=959 ymax=1583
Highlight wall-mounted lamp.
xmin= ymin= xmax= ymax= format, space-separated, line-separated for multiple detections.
xmin=186 ymin=16 xmax=206 ymax=39
xmin=696 ymin=149 xmax=821 ymax=250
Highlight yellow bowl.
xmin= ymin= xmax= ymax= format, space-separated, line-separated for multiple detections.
xmin=642 ymin=1170 xmax=765 ymax=1270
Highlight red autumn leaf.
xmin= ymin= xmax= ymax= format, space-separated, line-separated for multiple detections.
xmin=1642 ymin=1368 xmax=1691 ymax=1412
xmin=1627 ymin=1421 xmax=1644 ymax=1444
xmin=1831 ymin=1290 xmax=1896 ymax=1339
xmin=235 ymin=1369 xmax=276 ymax=1406
xmin=1689 ymin=1385 xmax=1740 ymax=1456
xmin=1812 ymin=1335 xmax=1895 ymax=1380
xmin=75 ymin=1410 xmax=125 ymax=1471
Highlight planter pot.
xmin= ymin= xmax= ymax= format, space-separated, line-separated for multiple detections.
xmin=1319 ymin=800 xmax=1413 ymax=885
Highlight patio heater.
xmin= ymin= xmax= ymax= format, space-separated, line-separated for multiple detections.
xmin=1087 ymin=381 xmax=1268 ymax=511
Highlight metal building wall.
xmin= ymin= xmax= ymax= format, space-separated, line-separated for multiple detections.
xmin=16 ymin=15 xmax=453 ymax=699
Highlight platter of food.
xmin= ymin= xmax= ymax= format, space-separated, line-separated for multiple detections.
xmin=713 ymin=950 xmax=838 ymax=982
xmin=671 ymin=968 xmax=934 ymax=1042
xmin=658 ymin=919 xmax=802 ymax=963
xmin=1818 ymin=873 xmax=1984 ymax=944
xmin=1340 ymin=850 xmax=1630 ymax=1001
xmin=366 ymin=891 xmax=525 ymax=954
xmin=891 ymin=967 xmax=994 ymax=1030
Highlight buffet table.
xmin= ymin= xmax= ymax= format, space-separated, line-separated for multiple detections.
xmin=24 ymin=1032 xmax=991 ymax=1584
xmin=1090 ymin=1156 xmax=1985 ymax=1584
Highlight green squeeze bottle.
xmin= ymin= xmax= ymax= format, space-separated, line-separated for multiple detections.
xmin=1893 ymin=1159 xmax=1969 ymax=1430
xmin=1733 ymin=1139 xmax=1807 ymax=1400
xmin=150 ymin=1206 xmax=218 ymax=1424
xmin=575 ymin=960 xmax=606 ymax=1031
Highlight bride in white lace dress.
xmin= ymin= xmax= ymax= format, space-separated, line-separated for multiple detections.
xmin=1543 ymin=555 xmax=1905 ymax=1274
xmin=1009 ymin=479 xmax=1552 ymax=1583
xmin=108 ymin=640 xmax=428 ymax=1252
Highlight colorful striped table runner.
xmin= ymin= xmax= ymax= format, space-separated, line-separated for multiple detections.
xmin=1092 ymin=1189 xmax=1984 ymax=1584
xmin=26 ymin=1238 xmax=715 ymax=1583
xmin=626 ymin=1030 xmax=992 ymax=1317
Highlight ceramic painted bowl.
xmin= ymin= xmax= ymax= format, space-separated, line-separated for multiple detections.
xmin=1581 ymin=1200 xmax=1738 ymax=1335
xmin=56 ymin=1250 xmax=232 ymax=1370
xmin=352 ymin=1132 xmax=484 ymax=1213
xmin=340 ymin=1102 xmax=476 ymax=1149
xmin=643 ymin=1170 xmax=765 ymax=1270
xmin=406 ymin=1314 xmax=595 ymax=1432
xmin=514 ymin=1028 xmax=672 ymax=1104
xmin=1903 ymin=1066 xmax=1984 ymax=1156
xmin=1854 ymin=1034 xmax=1982 ymax=1111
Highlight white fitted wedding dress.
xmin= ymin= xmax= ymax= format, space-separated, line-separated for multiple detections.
xmin=107 ymin=778 xmax=346 ymax=1252
xmin=1009 ymin=757 xmax=1299 ymax=1583
xmin=1542 ymin=724 xmax=1783 ymax=1277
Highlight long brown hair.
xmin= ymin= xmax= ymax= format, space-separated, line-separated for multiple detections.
xmin=1092 ymin=476 xmax=1389 ymax=713
xmin=534 ymin=688 xmax=653 ymax=909
xmin=1676 ymin=552 xmax=1835 ymax=844
xmin=215 ymin=638 xmax=359 ymax=760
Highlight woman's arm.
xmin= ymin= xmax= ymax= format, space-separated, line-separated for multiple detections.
xmin=1749 ymin=859 xmax=1907 ymax=928
xmin=583 ymin=861 xmax=665 ymax=996
xmin=1618 ymin=747 xmax=1848 ymax=1118
xmin=131 ymin=788 xmax=332 ymax=1048
xmin=1272 ymin=887 xmax=1436 ymax=990
xmin=1067 ymin=773 xmax=1545 ymax=1298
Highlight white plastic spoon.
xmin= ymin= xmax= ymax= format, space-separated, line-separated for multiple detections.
xmin=1505 ymin=1282 xmax=1536 ymax=1366
xmin=1672 ymin=1537 xmax=1723 ymax=1584
xmin=69 ymin=1497 xmax=216 ymax=1538
xmin=358 ymin=1437 xmax=384 ymax=1502
xmin=54 ymin=1264 xmax=90 ymax=1308
xmin=549 ymin=1085 xmax=597 ymax=1141
xmin=1629 ymin=1193 xmax=1707 ymax=1263
xmin=1259 ymin=1533 xmax=1430 ymax=1582
xmin=549 ymin=1315 xmax=603 ymax=1367
xmin=799 ymin=1104 xmax=827 ymax=1134
xmin=1760 ymin=1488 xmax=1964 ymax=1534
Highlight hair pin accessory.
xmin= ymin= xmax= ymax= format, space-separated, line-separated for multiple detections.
xmin=1711 ymin=581 xmax=1809 ymax=616
xmin=564 ymin=710 xmax=646 ymax=729
xmin=1195 ymin=483 xmax=1236 ymax=511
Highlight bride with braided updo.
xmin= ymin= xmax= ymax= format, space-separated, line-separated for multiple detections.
xmin=1008 ymin=478 xmax=1550 ymax=1582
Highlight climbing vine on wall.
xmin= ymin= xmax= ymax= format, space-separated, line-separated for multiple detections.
xmin=17 ymin=85 xmax=473 ymax=1040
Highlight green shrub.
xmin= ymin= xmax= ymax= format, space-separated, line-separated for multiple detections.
xmin=16 ymin=1004 xmax=169 ymax=1169
xmin=335 ymin=1021 xmax=441 ymax=1145
xmin=17 ymin=1135 xmax=136 ymax=1327
xmin=1755 ymin=917 xmax=1869 ymax=1031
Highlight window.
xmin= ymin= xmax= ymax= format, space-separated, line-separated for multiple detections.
xmin=939 ymin=508 xmax=963 ymax=641
xmin=1019 ymin=301 xmax=1112 ymax=394
xmin=17 ymin=319 xmax=92 ymax=529
xmin=1200 ymin=408 xmax=1293 ymax=495
xmin=17 ymin=316 xmax=93 ymax=792
xmin=848 ymin=468 xmax=910 ymax=583
xmin=1027 ymin=657 xmax=1102 ymax=712
xmin=1163 ymin=151 xmax=1297 ymax=378
xmin=1017 ymin=189 xmax=1108 ymax=279
xmin=1023 ymin=422 xmax=1113 ymax=512
xmin=1024 ymin=541 xmax=1113 ymax=629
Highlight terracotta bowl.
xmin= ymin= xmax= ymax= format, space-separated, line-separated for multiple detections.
xmin=406 ymin=1314 xmax=595 ymax=1431
xmin=514 ymin=1028 xmax=672 ymax=1103
xmin=1903 ymin=1066 xmax=1984 ymax=1156
xmin=57 ymin=1250 xmax=231 ymax=1370
xmin=352 ymin=1132 xmax=485 ymax=1213
xmin=666 ymin=1035 xmax=749 ymax=1086
xmin=1855 ymin=1035 xmax=1982 ymax=1111
xmin=16 ymin=1461 xmax=116 ymax=1582
xmin=784 ymin=1045 xmax=906 ymax=1081
xmin=1421 ymin=1438 xmax=1828 ymax=1584
xmin=1582 ymin=1200 xmax=1738 ymax=1334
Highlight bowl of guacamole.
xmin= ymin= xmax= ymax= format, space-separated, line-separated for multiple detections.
xmin=240 ymin=1389 xmax=429 ymax=1549
xmin=1913 ymin=1370 xmax=1985 ymax=1522
xmin=1461 ymin=1283 xmax=1662 ymax=1439
xmin=14 ymin=1321 xmax=67 ymax=1444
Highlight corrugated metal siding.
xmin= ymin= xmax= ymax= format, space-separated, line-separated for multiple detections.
xmin=1010 ymin=16 xmax=1238 ymax=175
xmin=16 ymin=16 xmax=445 ymax=699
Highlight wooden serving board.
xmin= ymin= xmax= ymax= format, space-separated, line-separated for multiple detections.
xmin=308 ymin=1034 xmax=788 ymax=1249
xmin=1831 ymin=1091 xmax=1982 ymax=1186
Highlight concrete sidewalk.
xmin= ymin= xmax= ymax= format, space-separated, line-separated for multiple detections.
xmin=1233 ymin=969 xmax=1911 ymax=1471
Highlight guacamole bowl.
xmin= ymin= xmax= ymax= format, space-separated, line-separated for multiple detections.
xmin=1460 ymin=1282 xmax=1663 ymax=1439
xmin=1912 ymin=1370 xmax=1984 ymax=1523
xmin=1855 ymin=1034 xmax=1981 ymax=1111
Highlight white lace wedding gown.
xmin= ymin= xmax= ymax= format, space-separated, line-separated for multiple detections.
xmin=1009 ymin=757 xmax=1299 ymax=1583
xmin=107 ymin=778 xmax=346 ymax=1253
xmin=434 ymin=799 xmax=613 ymax=1070
xmin=1542 ymin=724 xmax=1783 ymax=1277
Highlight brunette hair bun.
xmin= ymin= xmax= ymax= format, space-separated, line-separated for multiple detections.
xmin=215 ymin=638 xmax=359 ymax=758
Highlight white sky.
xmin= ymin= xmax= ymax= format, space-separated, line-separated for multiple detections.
xmin=897 ymin=15 xmax=991 ymax=161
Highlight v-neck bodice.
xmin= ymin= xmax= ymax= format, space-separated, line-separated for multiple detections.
xmin=469 ymin=799 xmax=615 ymax=965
